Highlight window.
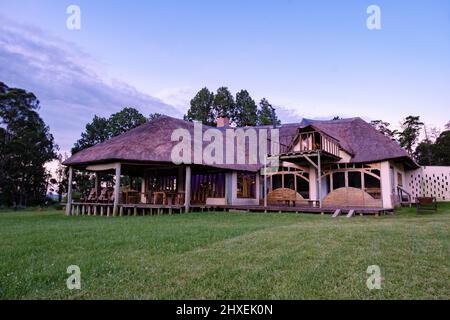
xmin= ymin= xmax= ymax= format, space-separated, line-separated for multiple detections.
xmin=237 ymin=173 xmax=256 ymax=198
xmin=364 ymin=173 xmax=381 ymax=189
xmin=296 ymin=177 xmax=310 ymax=199
xmin=348 ymin=172 xmax=362 ymax=189
xmin=397 ymin=172 xmax=403 ymax=187
xmin=363 ymin=171 xmax=381 ymax=199
xmin=333 ymin=172 xmax=345 ymax=190
xmin=272 ymin=175 xmax=282 ymax=190
xmin=284 ymin=174 xmax=295 ymax=190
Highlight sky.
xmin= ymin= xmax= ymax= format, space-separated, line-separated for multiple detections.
xmin=1 ymin=0 xmax=449 ymax=154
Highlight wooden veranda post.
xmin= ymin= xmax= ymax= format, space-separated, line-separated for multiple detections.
xmin=184 ymin=166 xmax=191 ymax=213
xmin=264 ymin=156 xmax=268 ymax=209
xmin=113 ymin=163 xmax=121 ymax=216
xmin=318 ymin=151 xmax=322 ymax=208
xmin=95 ymin=172 xmax=99 ymax=195
xmin=65 ymin=167 xmax=73 ymax=216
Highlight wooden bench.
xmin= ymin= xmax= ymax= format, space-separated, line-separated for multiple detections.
xmin=267 ymin=188 xmax=304 ymax=207
xmin=416 ymin=197 xmax=437 ymax=213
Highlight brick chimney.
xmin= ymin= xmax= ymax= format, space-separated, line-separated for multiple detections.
xmin=216 ymin=117 xmax=230 ymax=128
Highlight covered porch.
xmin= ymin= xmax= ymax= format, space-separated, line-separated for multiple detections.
xmin=64 ymin=162 xmax=231 ymax=216
xmin=64 ymin=158 xmax=389 ymax=217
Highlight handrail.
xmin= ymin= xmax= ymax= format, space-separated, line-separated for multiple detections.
xmin=397 ymin=186 xmax=412 ymax=204
xmin=397 ymin=185 xmax=411 ymax=197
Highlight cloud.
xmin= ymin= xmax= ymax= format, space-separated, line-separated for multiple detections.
xmin=155 ymin=86 xmax=196 ymax=115
xmin=0 ymin=16 xmax=180 ymax=152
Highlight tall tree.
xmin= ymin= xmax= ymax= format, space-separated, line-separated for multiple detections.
xmin=370 ymin=120 xmax=397 ymax=140
xmin=108 ymin=107 xmax=146 ymax=137
xmin=397 ymin=116 xmax=424 ymax=156
xmin=432 ymin=130 xmax=450 ymax=165
xmin=213 ymin=87 xmax=235 ymax=120
xmin=149 ymin=113 xmax=163 ymax=121
xmin=72 ymin=115 xmax=110 ymax=154
xmin=414 ymin=139 xmax=435 ymax=166
xmin=423 ymin=125 xmax=441 ymax=142
xmin=415 ymin=129 xmax=450 ymax=166
xmin=0 ymin=82 xmax=57 ymax=206
xmin=73 ymin=107 xmax=146 ymax=154
xmin=257 ymin=98 xmax=281 ymax=126
xmin=184 ymin=87 xmax=215 ymax=126
xmin=55 ymin=153 xmax=69 ymax=203
xmin=71 ymin=107 xmax=146 ymax=196
xmin=234 ymin=90 xmax=257 ymax=126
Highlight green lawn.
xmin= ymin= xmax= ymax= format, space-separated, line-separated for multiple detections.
xmin=0 ymin=204 xmax=449 ymax=300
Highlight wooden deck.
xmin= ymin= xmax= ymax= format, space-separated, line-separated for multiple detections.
xmin=190 ymin=204 xmax=388 ymax=215
xmin=66 ymin=202 xmax=389 ymax=216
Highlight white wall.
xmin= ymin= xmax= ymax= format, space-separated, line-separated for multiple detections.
xmin=309 ymin=165 xmax=317 ymax=201
xmin=337 ymin=150 xmax=352 ymax=163
xmin=406 ymin=166 xmax=450 ymax=201
xmin=380 ymin=161 xmax=394 ymax=209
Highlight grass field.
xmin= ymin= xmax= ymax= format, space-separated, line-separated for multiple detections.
xmin=0 ymin=204 xmax=449 ymax=300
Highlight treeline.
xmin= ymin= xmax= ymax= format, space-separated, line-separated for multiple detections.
xmin=0 ymin=82 xmax=57 ymax=207
xmin=370 ymin=117 xmax=450 ymax=166
xmin=184 ymin=87 xmax=281 ymax=127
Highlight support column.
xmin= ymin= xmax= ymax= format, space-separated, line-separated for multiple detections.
xmin=264 ymin=156 xmax=268 ymax=208
xmin=309 ymin=165 xmax=317 ymax=204
xmin=113 ymin=163 xmax=121 ymax=216
xmin=95 ymin=172 xmax=99 ymax=195
xmin=140 ymin=176 xmax=147 ymax=203
xmin=177 ymin=166 xmax=184 ymax=192
xmin=65 ymin=167 xmax=73 ymax=216
xmin=184 ymin=166 xmax=191 ymax=213
xmin=318 ymin=151 xmax=322 ymax=208
xmin=380 ymin=161 xmax=393 ymax=209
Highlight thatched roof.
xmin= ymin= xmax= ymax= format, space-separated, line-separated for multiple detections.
xmin=299 ymin=118 xmax=417 ymax=167
xmin=63 ymin=115 xmax=417 ymax=170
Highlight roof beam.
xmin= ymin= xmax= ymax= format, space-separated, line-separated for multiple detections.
xmin=303 ymin=154 xmax=318 ymax=169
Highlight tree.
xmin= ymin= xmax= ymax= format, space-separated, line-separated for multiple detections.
xmin=415 ymin=129 xmax=450 ymax=166
xmin=0 ymin=82 xmax=57 ymax=206
xmin=55 ymin=153 xmax=69 ymax=202
xmin=370 ymin=120 xmax=397 ymax=140
xmin=423 ymin=125 xmax=440 ymax=142
xmin=108 ymin=107 xmax=146 ymax=137
xmin=184 ymin=87 xmax=215 ymax=126
xmin=72 ymin=115 xmax=110 ymax=154
xmin=72 ymin=107 xmax=146 ymax=154
xmin=414 ymin=139 xmax=435 ymax=166
xmin=71 ymin=107 xmax=147 ymax=196
xmin=432 ymin=130 xmax=450 ymax=165
xmin=397 ymin=116 xmax=424 ymax=156
xmin=445 ymin=121 xmax=450 ymax=130
xmin=213 ymin=87 xmax=235 ymax=120
xmin=149 ymin=113 xmax=163 ymax=121
xmin=234 ymin=90 xmax=257 ymax=126
xmin=257 ymin=98 xmax=281 ymax=126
